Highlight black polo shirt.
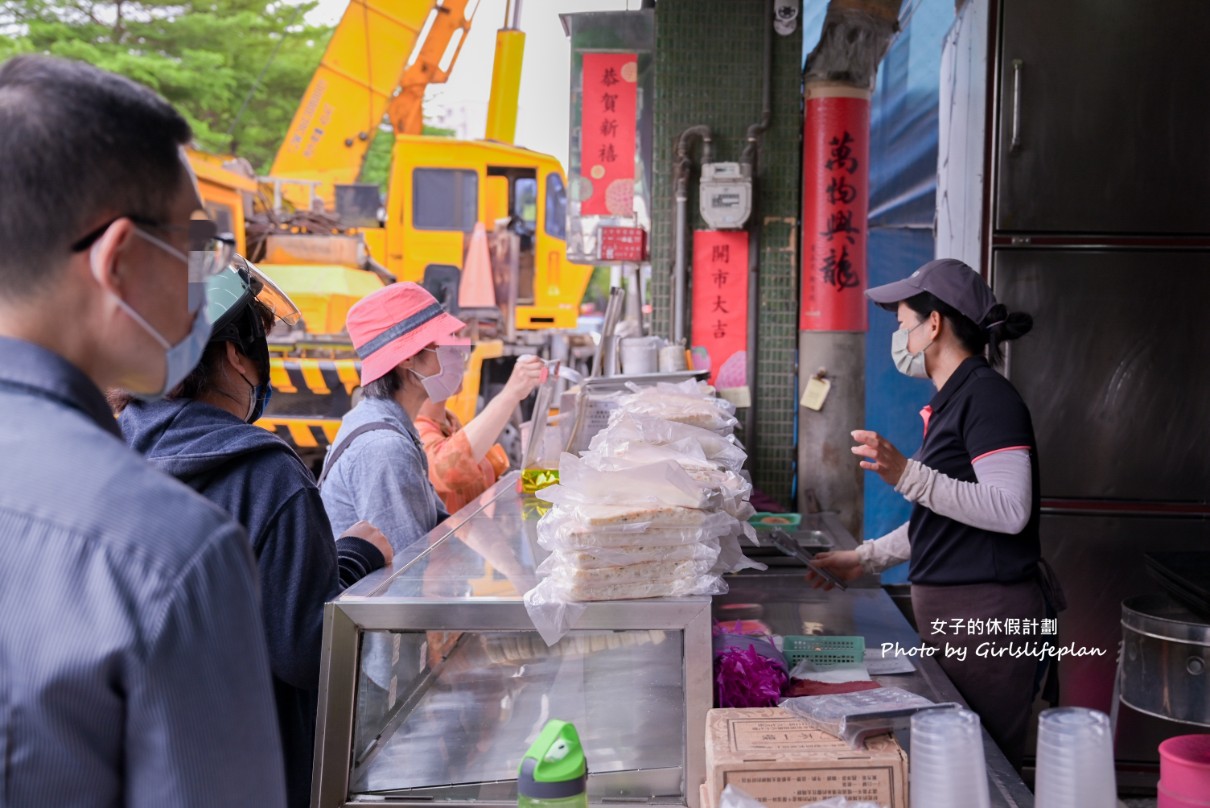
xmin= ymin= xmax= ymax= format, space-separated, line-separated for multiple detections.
xmin=908 ymin=355 xmax=1041 ymax=585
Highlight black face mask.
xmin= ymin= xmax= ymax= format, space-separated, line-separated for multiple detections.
xmin=241 ymin=374 xmax=273 ymax=423
xmin=216 ymin=293 xmax=273 ymax=423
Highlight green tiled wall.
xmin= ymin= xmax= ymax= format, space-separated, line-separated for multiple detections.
xmin=652 ymin=0 xmax=802 ymax=505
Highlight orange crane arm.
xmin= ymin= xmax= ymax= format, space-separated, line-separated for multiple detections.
xmin=386 ymin=1 xmax=472 ymax=135
xmin=269 ymin=0 xmax=474 ymax=205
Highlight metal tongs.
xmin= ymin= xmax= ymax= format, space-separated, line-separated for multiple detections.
xmin=591 ymin=286 xmax=627 ymax=378
xmin=522 ymin=360 xmax=560 ymax=470
xmin=766 ymin=528 xmax=848 ymax=590
xmin=564 ymin=286 xmax=628 ymax=452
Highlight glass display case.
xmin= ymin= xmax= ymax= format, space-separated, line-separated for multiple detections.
xmin=311 ymin=472 xmax=713 ymax=808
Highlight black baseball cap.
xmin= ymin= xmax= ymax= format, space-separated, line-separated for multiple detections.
xmin=866 ymin=258 xmax=998 ymax=326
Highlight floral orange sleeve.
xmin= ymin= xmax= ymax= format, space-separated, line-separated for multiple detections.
xmin=485 ymin=443 xmax=510 ymax=478
xmin=415 ymin=414 xmax=496 ymax=514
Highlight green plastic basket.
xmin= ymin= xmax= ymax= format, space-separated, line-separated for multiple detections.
xmin=748 ymin=512 xmax=802 ymax=531
xmin=781 ymin=635 xmax=865 ymax=668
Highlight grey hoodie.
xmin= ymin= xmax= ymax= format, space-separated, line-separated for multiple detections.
xmin=120 ymin=397 xmax=383 ymax=808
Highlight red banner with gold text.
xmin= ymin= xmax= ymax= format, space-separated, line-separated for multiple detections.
xmin=580 ymin=53 xmax=637 ymax=217
xmin=691 ymin=230 xmax=749 ymax=388
xmin=800 ymin=93 xmax=870 ymax=332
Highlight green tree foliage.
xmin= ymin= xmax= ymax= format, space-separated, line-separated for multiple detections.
xmin=358 ymin=122 xmax=456 ymax=191
xmin=0 ymin=0 xmax=332 ymax=173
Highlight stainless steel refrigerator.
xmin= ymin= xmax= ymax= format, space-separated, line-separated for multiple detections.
xmin=938 ymin=0 xmax=1210 ymax=785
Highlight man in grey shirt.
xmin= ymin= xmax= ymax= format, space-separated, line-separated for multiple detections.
xmin=0 ymin=56 xmax=286 ymax=806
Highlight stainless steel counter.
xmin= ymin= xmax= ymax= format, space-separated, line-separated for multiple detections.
xmin=312 ymin=474 xmax=714 ymax=808
xmin=718 ymin=572 xmax=1035 ymax=807
xmin=313 ymin=474 xmax=1033 ymax=807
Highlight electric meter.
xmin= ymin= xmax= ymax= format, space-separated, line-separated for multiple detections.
xmin=699 ymin=162 xmax=752 ymax=229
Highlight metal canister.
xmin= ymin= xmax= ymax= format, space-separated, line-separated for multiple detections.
xmin=1120 ymin=594 xmax=1210 ymax=726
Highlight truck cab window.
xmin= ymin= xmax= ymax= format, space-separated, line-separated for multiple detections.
xmin=545 ymin=173 xmax=567 ymax=240
xmin=514 ymin=177 xmax=537 ymax=232
xmin=413 ymin=168 xmax=478 ymax=231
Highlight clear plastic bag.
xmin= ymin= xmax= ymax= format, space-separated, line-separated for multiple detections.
xmin=538 ymin=453 xmax=724 ymax=511
xmin=538 ymin=539 xmax=722 ymax=571
xmin=583 ymin=439 xmax=719 ymax=471
xmin=779 ymin=687 xmax=960 ymax=748
xmin=576 ymin=449 xmax=754 ymax=519
xmin=523 ymin=572 xmax=728 ymax=645
xmin=546 ymin=557 xmax=717 ymax=587
xmin=717 ymin=527 xmax=765 ymax=571
xmin=538 ymin=520 xmax=730 ymax=550
xmin=615 ymin=380 xmax=739 ymax=434
xmin=536 ymin=504 xmax=757 ymax=553
xmin=540 ymin=501 xmax=724 ymax=529
xmin=626 ymin=378 xmax=734 ymax=411
xmin=544 ymin=568 xmax=727 ymax=602
xmin=590 ymin=412 xmax=748 ymax=469
xmin=523 ymin=581 xmax=588 ymax=646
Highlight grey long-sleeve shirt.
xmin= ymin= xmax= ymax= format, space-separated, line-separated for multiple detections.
xmin=0 ymin=337 xmax=286 ymax=807
xmin=319 ymin=396 xmax=449 ymax=557
xmin=857 ymin=449 xmax=1033 ymax=575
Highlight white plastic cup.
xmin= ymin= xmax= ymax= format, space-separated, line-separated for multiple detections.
xmin=620 ymin=337 xmax=660 ymax=374
xmin=910 ymin=708 xmax=991 ymax=808
xmin=658 ymin=344 xmax=688 ymax=372
xmin=1034 ymin=707 xmax=1117 ymax=808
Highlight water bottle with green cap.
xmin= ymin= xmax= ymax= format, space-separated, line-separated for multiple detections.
xmin=517 ymin=720 xmax=588 ymax=808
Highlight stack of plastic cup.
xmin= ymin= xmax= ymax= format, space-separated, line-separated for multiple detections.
xmin=1034 ymin=707 xmax=1117 ymax=807
xmin=910 ymin=708 xmax=991 ymax=808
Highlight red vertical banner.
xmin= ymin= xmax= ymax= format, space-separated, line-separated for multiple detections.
xmin=691 ymin=230 xmax=750 ymax=388
xmin=799 ymin=92 xmax=871 ymax=332
xmin=580 ymin=53 xmax=637 ymax=217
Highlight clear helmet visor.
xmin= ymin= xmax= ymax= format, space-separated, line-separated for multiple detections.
xmin=205 ymin=256 xmax=301 ymax=332
xmin=241 ymin=259 xmax=301 ymax=326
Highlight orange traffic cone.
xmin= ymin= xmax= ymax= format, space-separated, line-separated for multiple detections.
xmin=459 ymin=222 xmax=497 ymax=309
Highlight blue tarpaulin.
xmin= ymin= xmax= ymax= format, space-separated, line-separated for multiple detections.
xmin=865 ymin=0 xmax=952 ymax=582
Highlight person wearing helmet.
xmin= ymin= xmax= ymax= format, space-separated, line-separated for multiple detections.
xmin=116 ymin=258 xmax=393 ymax=808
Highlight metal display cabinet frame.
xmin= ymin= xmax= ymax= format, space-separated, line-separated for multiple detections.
xmin=310 ymin=474 xmax=713 ymax=808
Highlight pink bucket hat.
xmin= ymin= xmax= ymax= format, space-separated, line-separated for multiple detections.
xmin=348 ymin=282 xmax=466 ymax=385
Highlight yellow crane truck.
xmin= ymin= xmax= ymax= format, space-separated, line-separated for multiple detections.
xmin=192 ymin=0 xmax=592 ymax=469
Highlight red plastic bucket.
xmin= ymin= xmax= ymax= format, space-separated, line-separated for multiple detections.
xmin=1159 ymin=735 xmax=1210 ymax=805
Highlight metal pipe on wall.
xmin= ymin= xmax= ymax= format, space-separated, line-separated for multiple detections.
xmin=673 ymin=189 xmax=688 ymax=343
xmin=671 ymin=126 xmax=712 ymax=344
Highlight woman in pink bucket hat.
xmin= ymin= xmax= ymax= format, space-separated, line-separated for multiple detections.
xmin=317 ymin=282 xmax=469 ymax=558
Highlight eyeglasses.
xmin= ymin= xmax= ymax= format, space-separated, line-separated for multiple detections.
xmin=71 ymin=214 xmax=235 ymax=276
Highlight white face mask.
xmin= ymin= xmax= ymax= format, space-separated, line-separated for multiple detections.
xmin=409 ymin=345 xmax=469 ymax=402
xmin=891 ymin=320 xmax=933 ymax=379
xmin=92 ymin=231 xmax=213 ymax=400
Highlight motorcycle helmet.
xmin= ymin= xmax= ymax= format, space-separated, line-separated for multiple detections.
xmin=204 ymin=255 xmax=300 ymax=420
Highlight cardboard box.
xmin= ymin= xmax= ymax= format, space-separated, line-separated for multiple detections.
xmin=705 ymin=708 xmax=908 ymax=808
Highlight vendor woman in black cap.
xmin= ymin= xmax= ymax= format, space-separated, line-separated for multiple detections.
xmin=811 ymin=258 xmax=1063 ymax=768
